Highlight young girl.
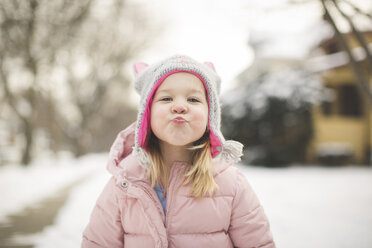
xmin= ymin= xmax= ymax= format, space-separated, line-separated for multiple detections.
xmin=82 ymin=55 xmax=275 ymax=248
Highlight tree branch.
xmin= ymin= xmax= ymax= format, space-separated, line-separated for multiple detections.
xmin=0 ymin=60 xmax=27 ymax=122
xmin=321 ymin=0 xmax=372 ymax=104
xmin=333 ymin=0 xmax=372 ymax=75
xmin=340 ymin=0 xmax=372 ymax=20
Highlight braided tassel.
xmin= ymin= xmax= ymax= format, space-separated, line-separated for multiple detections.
xmin=220 ymin=140 xmax=244 ymax=163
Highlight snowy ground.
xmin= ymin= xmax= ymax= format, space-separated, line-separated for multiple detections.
xmin=0 ymin=153 xmax=104 ymax=222
xmin=1 ymin=153 xmax=372 ymax=248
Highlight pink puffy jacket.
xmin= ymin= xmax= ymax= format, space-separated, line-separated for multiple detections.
xmin=82 ymin=123 xmax=275 ymax=248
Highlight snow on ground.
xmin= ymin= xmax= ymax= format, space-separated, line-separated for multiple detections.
xmin=0 ymin=153 xmax=105 ymax=222
xmin=18 ymin=160 xmax=111 ymax=248
xmin=1 ymin=154 xmax=372 ymax=248
xmin=238 ymin=164 xmax=372 ymax=248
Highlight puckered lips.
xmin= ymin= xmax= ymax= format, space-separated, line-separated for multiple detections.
xmin=172 ymin=116 xmax=186 ymax=125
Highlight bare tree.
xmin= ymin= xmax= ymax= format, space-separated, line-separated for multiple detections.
xmin=288 ymin=0 xmax=372 ymax=102
xmin=0 ymin=0 xmax=158 ymax=165
xmin=321 ymin=0 xmax=372 ymax=103
xmin=0 ymin=0 xmax=92 ymax=164
xmin=54 ymin=0 xmax=153 ymax=156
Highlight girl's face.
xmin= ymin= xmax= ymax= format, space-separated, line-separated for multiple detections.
xmin=150 ymin=72 xmax=208 ymax=147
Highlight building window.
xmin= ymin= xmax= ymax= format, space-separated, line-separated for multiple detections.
xmin=338 ymin=84 xmax=363 ymax=117
xmin=321 ymin=101 xmax=332 ymax=116
xmin=321 ymin=87 xmax=335 ymax=116
xmin=324 ymin=40 xmax=342 ymax=54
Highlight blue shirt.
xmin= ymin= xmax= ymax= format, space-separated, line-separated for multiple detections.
xmin=154 ymin=183 xmax=167 ymax=213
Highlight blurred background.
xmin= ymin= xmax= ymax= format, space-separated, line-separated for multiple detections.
xmin=0 ymin=0 xmax=371 ymax=247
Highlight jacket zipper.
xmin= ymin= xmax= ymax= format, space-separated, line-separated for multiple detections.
xmin=128 ymin=184 xmax=166 ymax=248
xmin=165 ymin=164 xmax=183 ymax=231
xmin=137 ymin=182 xmax=165 ymax=222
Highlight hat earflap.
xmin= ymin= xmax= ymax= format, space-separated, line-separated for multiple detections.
xmin=133 ymin=146 xmax=151 ymax=169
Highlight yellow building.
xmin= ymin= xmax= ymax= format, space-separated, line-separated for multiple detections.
xmin=306 ymin=31 xmax=372 ymax=165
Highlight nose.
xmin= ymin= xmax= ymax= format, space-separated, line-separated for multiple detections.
xmin=171 ymin=102 xmax=188 ymax=114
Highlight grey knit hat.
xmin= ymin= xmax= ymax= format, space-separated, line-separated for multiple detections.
xmin=132 ymin=55 xmax=243 ymax=168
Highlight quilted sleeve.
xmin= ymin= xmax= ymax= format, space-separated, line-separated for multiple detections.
xmin=82 ymin=177 xmax=124 ymax=248
xmin=228 ymin=169 xmax=276 ymax=248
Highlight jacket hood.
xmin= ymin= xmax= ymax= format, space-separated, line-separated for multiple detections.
xmin=106 ymin=122 xmax=235 ymax=184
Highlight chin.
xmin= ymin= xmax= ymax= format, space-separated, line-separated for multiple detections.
xmin=167 ymin=140 xmax=193 ymax=147
xmin=164 ymin=135 xmax=200 ymax=147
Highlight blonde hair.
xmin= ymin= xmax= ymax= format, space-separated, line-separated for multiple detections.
xmin=147 ymin=131 xmax=218 ymax=199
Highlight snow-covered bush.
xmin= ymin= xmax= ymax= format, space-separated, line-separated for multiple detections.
xmin=221 ymin=67 xmax=327 ymax=166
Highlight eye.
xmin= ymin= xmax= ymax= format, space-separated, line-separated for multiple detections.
xmin=188 ymin=97 xmax=200 ymax=103
xmin=160 ymin=97 xmax=172 ymax=101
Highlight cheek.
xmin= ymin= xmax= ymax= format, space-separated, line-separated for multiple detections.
xmin=150 ymin=106 xmax=160 ymax=129
xmin=150 ymin=104 xmax=168 ymax=130
xmin=191 ymin=107 xmax=208 ymax=127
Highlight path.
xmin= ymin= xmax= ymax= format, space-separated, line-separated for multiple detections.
xmin=0 ymin=176 xmax=89 ymax=248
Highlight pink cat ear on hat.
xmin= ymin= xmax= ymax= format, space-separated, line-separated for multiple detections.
xmin=133 ymin=62 xmax=148 ymax=75
xmin=204 ymin=62 xmax=216 ymax=72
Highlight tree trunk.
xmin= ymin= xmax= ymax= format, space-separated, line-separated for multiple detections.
xmin=21 ymin=119 xmax=33 ymax=165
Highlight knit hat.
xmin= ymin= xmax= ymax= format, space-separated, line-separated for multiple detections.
xmin=132 ymin=55 xmax=243 ymax=168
